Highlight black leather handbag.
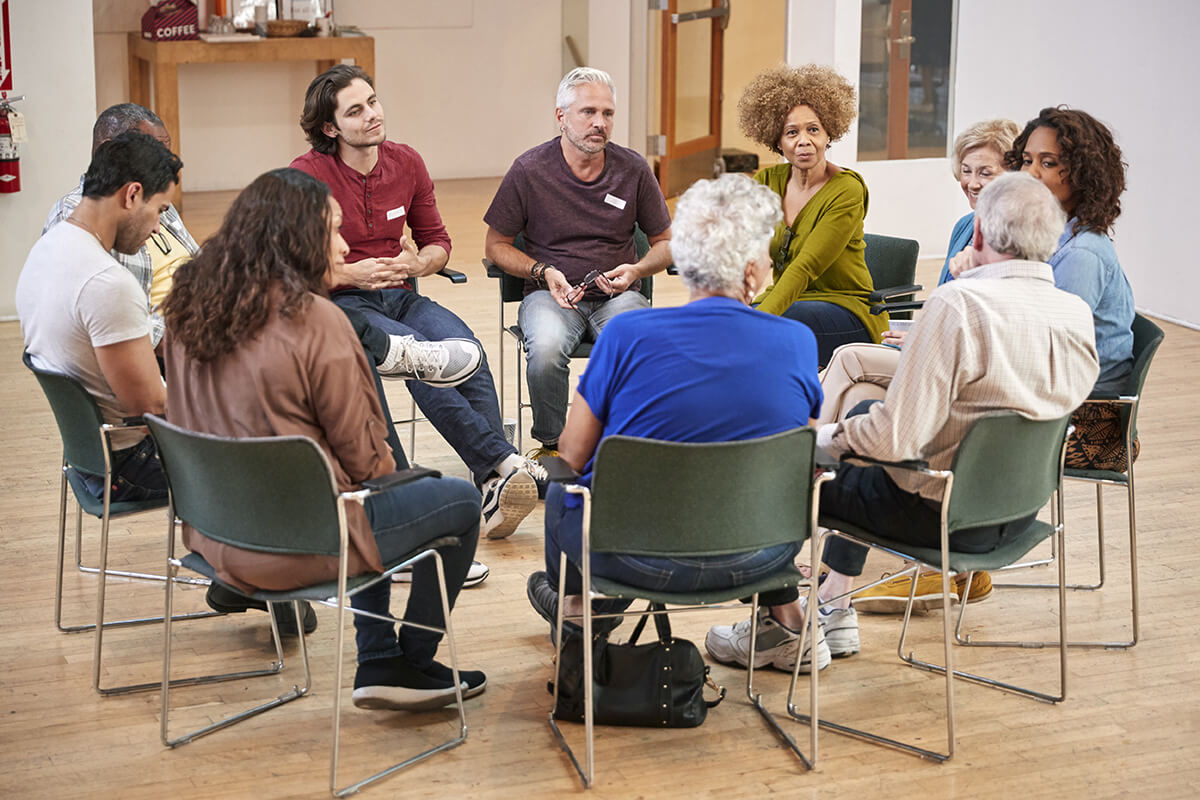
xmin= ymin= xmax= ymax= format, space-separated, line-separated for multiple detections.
xmin=550 ymin=604 xmax=725 ymax=728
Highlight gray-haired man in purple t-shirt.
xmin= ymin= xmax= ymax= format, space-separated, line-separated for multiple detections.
xmin=484 ymin=67 xmax=673 ymax=459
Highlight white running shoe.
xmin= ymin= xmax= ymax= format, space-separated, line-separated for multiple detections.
xmin=481 ymin=467 xmax=537 ymax=539
xmin=705 ymin=606 xmax=831 ymax=673
xmin=378 ymin=335 xmax=482 ymax=387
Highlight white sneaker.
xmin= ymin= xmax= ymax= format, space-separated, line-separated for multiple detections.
xmin=705 ymin=606 xmax=831 ymax=673
xmin=391 ymin=559 xmax=490 ymax=588
xmin=818 ymin=606 xmax=859 ymax=657
xmin=481 ymin=467 xmax=537 ymax=539
xmin=378 ymin=336 xmax=482 ymax=387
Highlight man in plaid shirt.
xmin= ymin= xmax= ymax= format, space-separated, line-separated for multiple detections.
xmin=44 ymin=103 xmax=198 ymax=350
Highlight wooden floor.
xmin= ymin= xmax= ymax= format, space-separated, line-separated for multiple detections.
xmin=3 ymin=178 xmax=1199 ymax=798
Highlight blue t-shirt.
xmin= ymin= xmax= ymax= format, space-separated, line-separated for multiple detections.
xmin=573 ymin=296 xmax=823 ymax=495
xmin=1049 ymin=222 xmax=1135 ymax=392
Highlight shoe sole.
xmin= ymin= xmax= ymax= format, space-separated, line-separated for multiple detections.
xmin=704 ymin=641 xmax=831 ymax=673
xmin=392 ymin=565 xmax=490 ymax=588
xmin=852 ymin=592 xmax=953 ymax=615
xmin=957 ymin=586 xmax=994 ymax=604
xmin=484 ymin=471 xmax=538 ymax=539
xmin=352 ymin=684 xmax=462 ymax=712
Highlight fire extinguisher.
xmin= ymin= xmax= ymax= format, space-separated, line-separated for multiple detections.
xmin=0 ymin=95 xmax=26 ymax=194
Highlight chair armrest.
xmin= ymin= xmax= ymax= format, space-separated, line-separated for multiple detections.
xmin=666 ymin=264 xmax=679 ymax=276
xmin=814 ymin=445 xmax=840 ymax=470
xmin=868 ymin=283 xmax=923 ymax=303
xmin=839 ymin=451 xmax=930 ymax=472
xmin=432 ymin=266 xmax=467 ymax=285
xmin=870 ymin=300 xmax=926 ymax=316
xmin=482 ymin=258 xmax=504 ymax=279
xmin=362 ymin=465 xmax=443 ymax=492
xmin=541 ymin=455 xmax=582 ymax=483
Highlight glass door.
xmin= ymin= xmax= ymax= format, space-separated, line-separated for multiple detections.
xmin=858 ymin=0 xmax=953 ymax=161
xmin=654 ymin=0 xmax=728 ymax=196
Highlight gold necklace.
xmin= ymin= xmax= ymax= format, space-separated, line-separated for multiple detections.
xmin=67 ymin=216 xmax=107 ymax=250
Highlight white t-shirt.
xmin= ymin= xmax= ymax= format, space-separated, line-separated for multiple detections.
xmin=17 ymin=222 xmax=154 ymax=449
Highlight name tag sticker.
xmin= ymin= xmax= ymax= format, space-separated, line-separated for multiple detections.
xmin=386 ymin=206 xmax=406 ymax=221
xmin=604 ymin=193 xmax=627 ymax=210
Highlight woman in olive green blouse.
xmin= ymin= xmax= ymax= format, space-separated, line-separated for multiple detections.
xmin=739 ymin=64 xmax=886 ymax=364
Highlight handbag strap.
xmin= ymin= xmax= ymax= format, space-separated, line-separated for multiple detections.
xmin=625 ymin=602 xmax=673 ymax=645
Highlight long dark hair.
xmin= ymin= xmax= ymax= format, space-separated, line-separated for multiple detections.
xmin=163 ymin=168 xmax=332 ymax=361
xmin=1005 ymin=106 xmax=1126 ymax=235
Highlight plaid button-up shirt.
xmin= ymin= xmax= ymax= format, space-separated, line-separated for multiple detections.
xmin=831 ymin=259 xmax=1100 ymax=501
xmin=43 ymin=177 xmax=200 ymax=347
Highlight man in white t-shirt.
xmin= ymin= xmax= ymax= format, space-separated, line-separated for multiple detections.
xmin=18 ymin=130 xmax=181 ymax=502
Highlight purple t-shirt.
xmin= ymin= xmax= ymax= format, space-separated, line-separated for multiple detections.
xmin=484 ymin=138 xmax=671 ymax=299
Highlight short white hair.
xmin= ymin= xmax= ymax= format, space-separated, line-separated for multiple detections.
xmin=975 ymin=172 xmax=1067 ymax=263
xmin=556 ymin=67 xmax=617 ymax=111
xmin=670 ymin=174 xmax=783 ymax=295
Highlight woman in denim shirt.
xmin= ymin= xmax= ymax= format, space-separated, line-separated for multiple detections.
xmin=1009 ymin=106 xmax=1137 ymax=469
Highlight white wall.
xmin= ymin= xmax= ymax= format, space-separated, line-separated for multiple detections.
xmin=786 ymin=0 xmax=1199 ymax=326
xmin=93 ymin=0 xmax=564 ymax=188
xmin=0 ymin=1 xmax=97 ymax=319
xmin=955 ymin=0 xmax=1198 ymax=326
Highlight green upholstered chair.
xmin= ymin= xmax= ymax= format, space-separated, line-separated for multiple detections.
xmin=22 ymin=351 xmax=219 ymax=694
xmin=545 ymin=428 xmax=828 ymax=787
xmin=982 ymin=313 xmax=1164 ymax=650
xmin=145 ymin=414 xmax=468 ymax=798
xmin=804 ymin=411 xmax=1074 ymax=762
xmin=863 ymin=232 xmax=922 ymax=320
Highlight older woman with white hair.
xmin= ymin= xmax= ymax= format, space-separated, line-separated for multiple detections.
xmin=525 ymin=173 xmax=825 ymax=650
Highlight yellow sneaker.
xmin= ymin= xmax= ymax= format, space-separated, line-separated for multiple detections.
xmin=851 ymin=572 xmax=956 ymax=615
xmin=953 ymin=570 xmax=993 ymax=604
xmin=524 ymin=446 xmax=559 ymax=462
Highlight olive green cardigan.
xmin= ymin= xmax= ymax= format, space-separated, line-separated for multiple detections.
xmin=754 ymin=164 xmax=888 ymax=341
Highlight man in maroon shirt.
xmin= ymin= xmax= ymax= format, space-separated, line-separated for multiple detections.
xmin=483 ymin=67 xmax=673 ymax=459
xmin=292 ymin=65 xmax=541 ymax=541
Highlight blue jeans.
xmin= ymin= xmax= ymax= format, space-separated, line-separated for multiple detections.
xmin=353 ymin=475 xmax=481 ymax=667
xmin=74 ymin=435 xmax=168 ymax=503
xmin=781 ymin=300 xmax=872 ymax=367
xmin=334 ymin=288 xmax=515 ymax=484
xmin=544 ymin=482 xmax=801 ymax=613
xmin=518 ymin=290 xmax=650 ymax=447
xmin=820 ymin=400 xmax=1034 ymax=575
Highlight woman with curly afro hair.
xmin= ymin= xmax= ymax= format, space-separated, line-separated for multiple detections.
xmin=1012 ymin=106 xmax=1137 ymax=470
xmin=737 ymin=64 xmax=886 ymax=364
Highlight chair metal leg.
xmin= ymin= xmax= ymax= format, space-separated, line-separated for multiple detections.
xmin=161 ymin=559 xmax=300 ymax=744
xmin=548 ymin=551 xmax=593 ymax=787
xmin=407 ymin=396 xmax=418 ymax=460
xmin=959 ymin=481 xmax=1137 ymax=649
xmin=330 ymin=548 xmax=468 ymax=797
xmin=56 ymin=460 xmax=207 ymax=636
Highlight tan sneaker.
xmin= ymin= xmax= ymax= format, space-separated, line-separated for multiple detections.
xmin=953 ymin=570 xmax=993 ymax=604
xmin=851 ymin=572 xmax=956 ymax=615
xmin=524 ymin=446 xmax=559 ymax=462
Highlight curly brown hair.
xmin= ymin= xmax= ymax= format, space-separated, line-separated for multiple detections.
xmin=163 ymin=168 xmax=332 ymax=362
xmin=738 ymin=64 xmax=857 ymax=153
xmin=1005 ymin=107 xmax=1126 ymax=235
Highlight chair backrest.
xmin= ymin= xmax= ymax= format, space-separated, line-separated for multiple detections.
xmin=144 ymin=414 xmax=344 ymax=557
xmin=497 ymin=226 xmax=655 ymax=304
xmin=863 ymin=233 xmax=920 ymax=319
xmin=22 ymin=351 xmax=110 ymax=476
xmin=944 ymin=411 xmax=1072 ymax=533
xmin=587 ymin=428 xmax=816 ymax=557
xmin=1122 ymin=313 xmax=1165 ymax=434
